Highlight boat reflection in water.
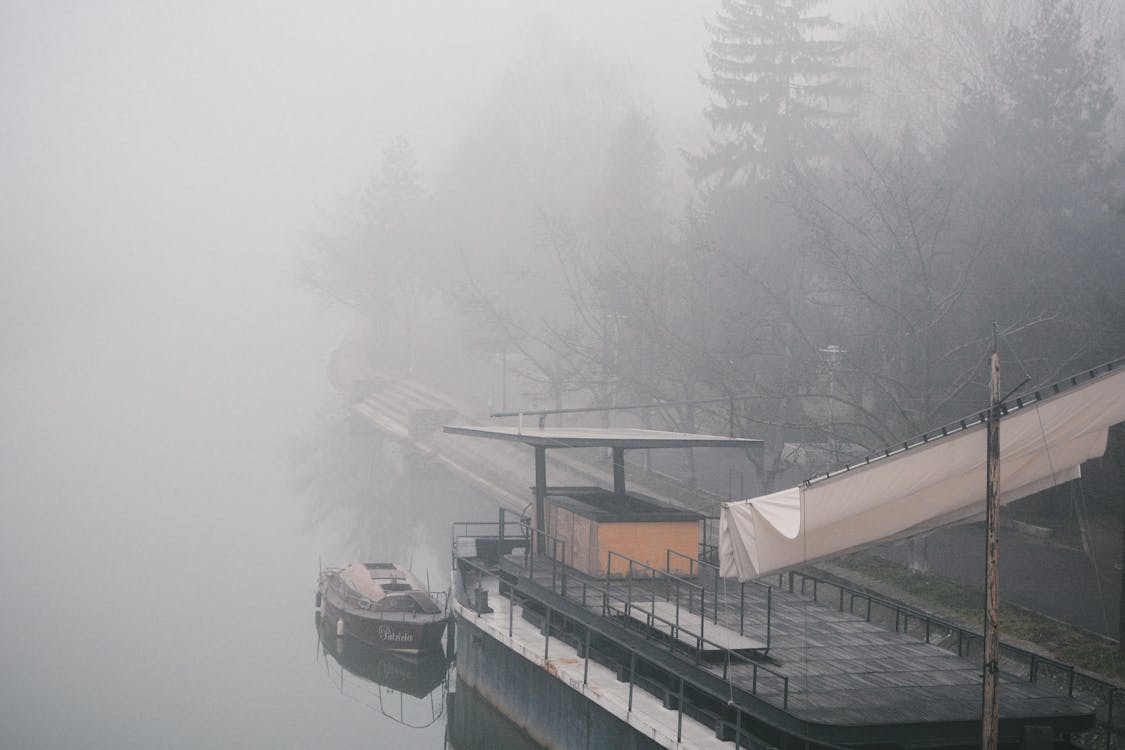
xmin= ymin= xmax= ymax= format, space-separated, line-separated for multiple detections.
xmin=315 ymin=615 xmax=452 ymax=729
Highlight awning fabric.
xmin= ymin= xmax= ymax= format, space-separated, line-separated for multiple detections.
xmin=720 ymin=367 xmax=1125 ymax=581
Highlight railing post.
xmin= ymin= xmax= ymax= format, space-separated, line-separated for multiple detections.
xmin=605 ymin=552 xmax=612 ymax=610
xmin=583 ymin=628 xmax=591 ymax=685
xmin=739 ymin=581 xmax=745 ymax=636
xmin=700 ymin=589 xmax=706 ymax=649
xmin=674 ymin=579 xmax=680 ymax=634
xmin=765 ymin=586 xmax=772 ymax=651
xmin=560 ymin=543 xmax=568 ymax=599
xmin=627 ymin=559 xmax=633 ymax=617
xmin=551 ymin=539 xmax=557 ymax=593
xmin=1106 ymin=687 xmax=1115 ymax=750
xmin=628 ymin=652 xmax=635 ymax=712
xmin=677 ymin=677 xmax=684 ymax=742
xmin=714 ymin=564 xmax=720 ymax=624
xmin=543 ymin=605 xmax=551 ymax=660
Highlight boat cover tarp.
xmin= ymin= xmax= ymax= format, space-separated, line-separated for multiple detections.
xmin=343 ymin=564 xmax=388 ymax=601
xmin=720 ymin=367 xmax=1125 ymax=581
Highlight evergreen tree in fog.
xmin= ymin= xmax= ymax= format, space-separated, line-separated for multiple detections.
xmin=690 ymin=0 xmax=858 ymax=187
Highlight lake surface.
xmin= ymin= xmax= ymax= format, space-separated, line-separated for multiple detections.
xmin=0 ymin=272 xmax=535 ymax=749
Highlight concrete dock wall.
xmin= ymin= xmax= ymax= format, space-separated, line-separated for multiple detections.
xmin=455 ymin=614 xmax=664 ymax=750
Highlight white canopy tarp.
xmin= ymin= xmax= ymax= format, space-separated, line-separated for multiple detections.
xmin=720 ymin=367 xmax=1125 ymax=581
xmin=342 ymin=563 xmax=388 ymax=601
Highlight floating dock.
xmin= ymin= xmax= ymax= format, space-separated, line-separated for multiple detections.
xmin=450 ymin=519 xmax=1095 ymax=749
xmin=443 ymin=423 xmax=1098 ymax=748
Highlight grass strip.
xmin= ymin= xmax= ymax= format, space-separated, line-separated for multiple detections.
xmin=830 ymin=551 xmax=1125 ymax=684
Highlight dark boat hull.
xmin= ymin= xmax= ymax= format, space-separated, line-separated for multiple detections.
xmin=319 ymin=581 xmax=447 ymax=654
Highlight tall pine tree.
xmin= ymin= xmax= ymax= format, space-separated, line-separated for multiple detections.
xmin=690 ymin=0 xmax=858 ymax=187
xmin=999 ymin=0 xmax=1116 ymax=192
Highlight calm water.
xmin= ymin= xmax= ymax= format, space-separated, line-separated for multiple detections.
xmin=0 ymin=268 xmax=532 ymax=749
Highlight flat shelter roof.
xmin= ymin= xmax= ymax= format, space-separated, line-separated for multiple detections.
xmin=442 ymin=424 xmax=761 ymax=450
xmin=443 ymin=424 xmax=760 ymax=529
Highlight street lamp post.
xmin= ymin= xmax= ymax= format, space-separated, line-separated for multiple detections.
xmin=819 ymin=345 xmax=846 ymax=471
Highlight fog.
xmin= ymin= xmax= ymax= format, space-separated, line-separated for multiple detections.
xmin=3 ymin=1 xmax=1124 ymax=748
xmin=0 ymin=3 xmax=725 ymax=747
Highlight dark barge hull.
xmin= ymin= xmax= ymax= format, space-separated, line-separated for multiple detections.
xmin=447 ymin=674 xmax=558 ymax=750
xmin=454 ymin=607 xmax=665 ymax=750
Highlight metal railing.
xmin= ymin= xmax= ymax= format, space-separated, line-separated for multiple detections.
xmin=666 ymin=548 xmax=721 ymax=623
xmin=517 ymin=518 xmax=569 ymax=594
xmin=453 ymin=554 xmax=795 ymax=749
xmin=787 ymin=569 xmax=1125 ymax=748
xmin=604 ymin=550 xmax=709 ymax=654
xmin=666 ymin=549 xmax=774 ymax=651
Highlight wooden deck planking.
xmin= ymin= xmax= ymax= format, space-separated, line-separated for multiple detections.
xmin=613 ymin=598 xmax=769 ymax=652
xmin=505 ymin=553 xmax=1091 ymax=727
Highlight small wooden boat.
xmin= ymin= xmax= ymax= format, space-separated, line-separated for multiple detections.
xmin=317 ymin=562 xmax=448 ymax=654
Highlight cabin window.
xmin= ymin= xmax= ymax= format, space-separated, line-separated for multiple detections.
xmin=383 ymin=582 xmax=412 ymax=592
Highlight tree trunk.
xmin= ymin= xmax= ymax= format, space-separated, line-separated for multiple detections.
xmin=908 ymin=535 xmax=930 ymax=574
xmin=1110 ymin=424 xmax=1125 ymax=653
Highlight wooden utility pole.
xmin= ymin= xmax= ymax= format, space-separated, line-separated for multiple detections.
xmin=982 ymin=342 xmax=1002 ymax=749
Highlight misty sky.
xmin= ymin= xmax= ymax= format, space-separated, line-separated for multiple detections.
xmin=1 ymin=1 xmax=718 ymax=335
xmin=1 ymin=0 xmax=878 ymax=351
